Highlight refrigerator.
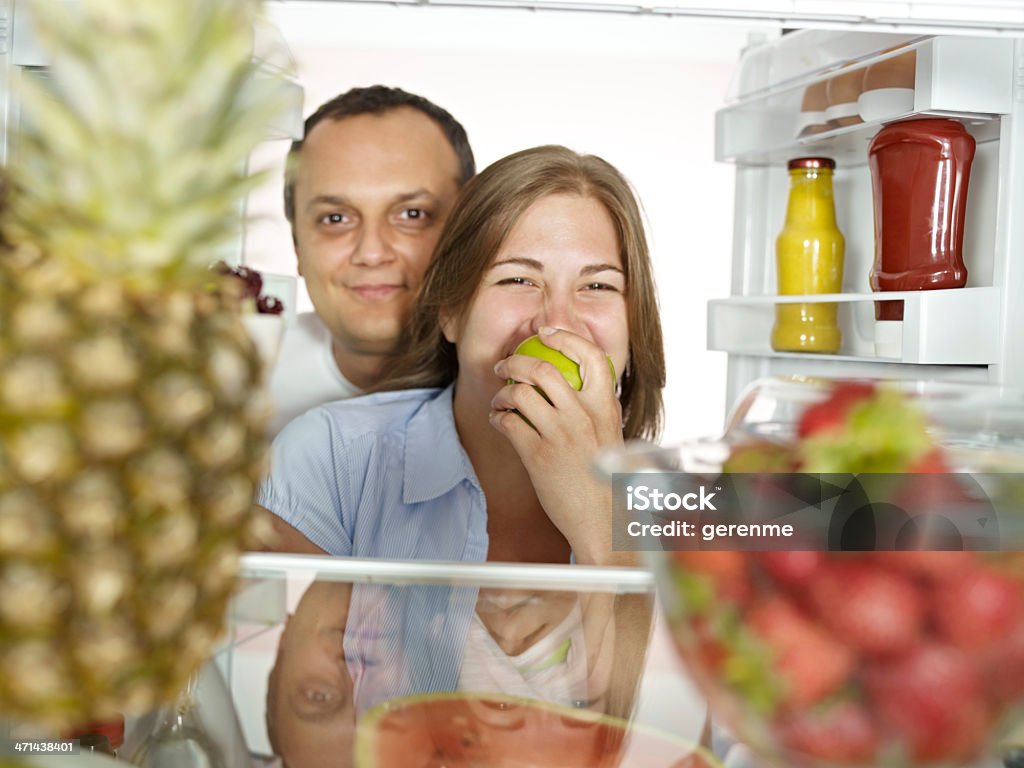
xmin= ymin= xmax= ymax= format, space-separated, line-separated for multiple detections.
xmin=9 ymin=0 xmax=1023 ymax=438
xmin=5 ymin=2 xmax=1024 ymax=767
xmin=225 ymin=8 xmax=1024 ymax=767
xmin=186 ymin=0 xmax=1024 ymax=440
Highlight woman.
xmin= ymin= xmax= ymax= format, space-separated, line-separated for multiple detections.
xmin=257 ymin=144 xmax=665 ymax=567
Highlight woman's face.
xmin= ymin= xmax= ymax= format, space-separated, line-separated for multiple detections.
xmin=443 ymin=193 xmax=628 ymax=404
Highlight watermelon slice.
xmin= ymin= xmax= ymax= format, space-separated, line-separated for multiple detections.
xmin=354 ymin=692 xmax=721 ymax=768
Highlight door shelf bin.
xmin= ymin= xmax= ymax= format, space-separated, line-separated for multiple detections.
xmin=716 ymin=36 xmax=1014 ymax=166
xmin=707 ymin=287 xmax=1000 ymax=365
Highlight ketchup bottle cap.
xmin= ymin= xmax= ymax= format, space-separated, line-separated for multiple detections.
xmin=63 ymin=714 xmax=125 ymax=748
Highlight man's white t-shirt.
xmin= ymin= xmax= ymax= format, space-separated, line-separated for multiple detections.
xmin=267 ymin=312 xmax=359 ymax=435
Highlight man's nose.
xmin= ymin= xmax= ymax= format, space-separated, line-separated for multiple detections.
xmin=351 ymin=222 xmax=394 ymax=267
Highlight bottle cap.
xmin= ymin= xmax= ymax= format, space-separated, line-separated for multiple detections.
xmin=79 ymin=734 xmax=116 ymax=756
xmin=63 ymin=714 xmax=125 ymax=748
xmin=788 ymin=157 xmax=836 ymax=170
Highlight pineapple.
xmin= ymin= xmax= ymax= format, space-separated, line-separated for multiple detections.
xmin=0 ymin=0 xmax=286 ymax=726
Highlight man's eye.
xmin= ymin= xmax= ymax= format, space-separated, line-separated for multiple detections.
xmin=397 ymin=208 xmax=432 ymax=223
xmin=346 ymin=653 xmax=381 ymax=669
xmin=304 ymin=686 xmax=341 ymax=705
xmin=320 ymin=212 xmax=348 ymax=225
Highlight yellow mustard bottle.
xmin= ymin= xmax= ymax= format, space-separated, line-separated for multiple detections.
xmin=770 ymin=156 xmax=845 ymax=353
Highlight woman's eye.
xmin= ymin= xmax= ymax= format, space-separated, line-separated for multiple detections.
xmin=497 ymin=277 xmax=535 ymax=287
xmin=584 ymin=282 xmax=619 ymax=292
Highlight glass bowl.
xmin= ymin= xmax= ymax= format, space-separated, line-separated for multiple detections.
xmin=720 ymin=375 xmax=1024 ymax=466
xmin=354 ymin=692 xmax=720 ymax=768
xmin=597 ymin=377 xmax=1024 ymax=768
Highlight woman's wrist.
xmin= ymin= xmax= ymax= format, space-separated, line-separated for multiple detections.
xmin=576 ymin=549 xmax=639 ymax=567
xmin=571 ymin=533 xmax=638 ymax=567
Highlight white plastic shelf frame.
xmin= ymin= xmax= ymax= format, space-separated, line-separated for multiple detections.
xmin=707 ymin=286 xmax=1000 ymax=365
xmin=716 ymin=36 xmax=1015 ymax=166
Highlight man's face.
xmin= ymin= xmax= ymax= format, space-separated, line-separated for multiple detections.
xmin=267 ymin=583 xmax=405 ymax=768
xmin=291 ymin=107 xmax=463 ymax=358
xmin=268 ymin=582 xmax=355 ymax=768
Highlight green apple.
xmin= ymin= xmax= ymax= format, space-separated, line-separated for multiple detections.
xmin=510 ymin=335 xmax=616 ymax=400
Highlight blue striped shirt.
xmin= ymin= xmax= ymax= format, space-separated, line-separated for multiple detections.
xmin=257 ymin=386 xmax=489 ymax=705
xmin=257 ymin=384 xmax=490 ymax=561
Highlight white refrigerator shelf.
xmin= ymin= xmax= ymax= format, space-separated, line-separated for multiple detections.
xmin=707 ymin=286 xmax=1001 ymax=365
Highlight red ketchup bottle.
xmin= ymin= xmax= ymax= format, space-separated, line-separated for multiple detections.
xmin=64 ymin=714 xmax=125 ymax=757
xmin=867 ymin=118 xmax=975 ymax=356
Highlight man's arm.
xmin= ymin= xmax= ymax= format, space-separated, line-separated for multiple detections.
xmin=250 ymin=505 xmax=329 ymax=554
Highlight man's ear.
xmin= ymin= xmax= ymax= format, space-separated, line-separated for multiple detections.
xmin=440 ymin=309 xmax=458 ymax=344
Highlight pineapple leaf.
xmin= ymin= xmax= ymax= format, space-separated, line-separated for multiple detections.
xmin=3 ymin=0 xmax=289 ymax=285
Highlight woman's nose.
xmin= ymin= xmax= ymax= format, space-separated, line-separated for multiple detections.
xmin=530 ymin=296 xmax=586 ymax=337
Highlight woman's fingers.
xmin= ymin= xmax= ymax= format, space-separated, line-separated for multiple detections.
xmin=533 ymin=326 xmax=616 ymax=396
xmin=494 ymin=354 xmax=583 ymax=414
xmin=489 ymin=382 xmax=547 ymax=445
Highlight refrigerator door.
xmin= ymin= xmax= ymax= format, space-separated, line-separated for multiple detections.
xmin=709 ymin=28 xmax=1024 ymax=407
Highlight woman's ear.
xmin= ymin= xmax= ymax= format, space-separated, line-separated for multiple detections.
xmin=440 ymin=309 xmax=459 ymax=345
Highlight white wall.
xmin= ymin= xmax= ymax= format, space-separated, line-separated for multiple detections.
xmin=243 ymin=1 xmax=764 ymax=443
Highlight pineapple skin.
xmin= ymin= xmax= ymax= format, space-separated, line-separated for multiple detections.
xmin=0 ymin=240 xmax=271 ymax=726
xmin=0 ymin=0 xmax=288 ymax=729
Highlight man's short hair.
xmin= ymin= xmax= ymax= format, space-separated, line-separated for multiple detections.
xmin=283 ymin=85 xmax=475 ymax=231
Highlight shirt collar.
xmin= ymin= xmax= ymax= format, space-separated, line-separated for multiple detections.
xmin=403 ymin=384 xmax=480 ymax=504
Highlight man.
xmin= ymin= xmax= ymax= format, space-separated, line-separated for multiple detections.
xmin=269 ymin=85 xmax=475 ymax=434
xmin=264 ymin=581 xmax=360 ymax=768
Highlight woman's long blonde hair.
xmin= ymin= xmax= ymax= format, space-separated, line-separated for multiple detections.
xmin=376 ymin=145 xmax=665 ymax=441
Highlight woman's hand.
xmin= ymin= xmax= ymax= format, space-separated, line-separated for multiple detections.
xmin=489 ymin=327 xmax=629 ymax=566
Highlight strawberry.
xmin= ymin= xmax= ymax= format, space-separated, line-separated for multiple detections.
xmin=796 ymin=381 xmax=876 ymax=438
xmin=687 ymin=615 xmax=729 ymax=673
xmin=865 ymin=643 xmax=990 ymax=763
xmin=757 ymin=551 xmax=823 ymax=588
xmin=808 ymin=560 xmax=925 ymax=656
xmin=778 ymin=699 xmax=880 ymax=764
xmin=933 ymin=565 xmax=1024 ymax=651
xmin=868 ymin=551 xmax=974 ymax=582
xmin=747 ymin=596 xmax=854 ymax=709
xmin=891 ymin=461 xmax=980 ymax=551
xmin=984 ymin=615 xmax=1024 ymax=705
xmin=907 ymin=447 xmax=952 ymax=473
xmin=723 ymin=440 xmax=797 ymax=473
xmin=670 ymin=551 xmax=753 ymax=607
xmin=796 ymin=386 xmax=939 ymax=473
